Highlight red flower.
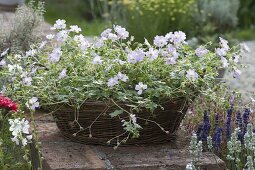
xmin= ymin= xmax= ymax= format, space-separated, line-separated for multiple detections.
xmin=0 ymin=95 xmax=18 ymax=112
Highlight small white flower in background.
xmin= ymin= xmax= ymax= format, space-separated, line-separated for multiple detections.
xmin=51 ymin=19 xmax=66 ymax=30
xmin=186 ymin=69 xmax=199 ymax=81
xmin=167 ymin=44 xmax=179 ymax=58
xmin=0 ymin=59 xmax=6 ymax=67
xmin=92 ymin=55 xmax=103 ymax=65
xmin=101 ymin=28 xmax=112 ymax=39
xmin=221 ymin=57 xmax=229 ymax=68
xmin=26 ymin=97 xmax=40 ymax=110
xmin=107 ymin=77 xmax=119 ymax=87
xmin=26 ymin=49 xmax=37 ymax=57
xmin=116 ymin=72 xmax=129 ymax=82
xmin=22 ymin=76 xmax=32 ymax=86
xmin=233 ymin=69 xmax=241 ymax=79
xmin=233 ymin=55 xmax=240 ymax=63
xmin=170 ymin=31 xmax=186 ymax=45
xmin=70 ymin=25 xmax=81 ymax=33
xmin=1 ymin=48 xmax=9 ymax=57
xmin=95 ymin=39 xmax=104 ymax=48
xmin=240 ymin=43 xmax=250 ymax=53
xmin=219 ymin=37 xmax=230 ymax=51
xmin=146 ymin=48 xmax=158 ymax=61
xmin=74 ymin=34 xmax=85 ymax=43
xmin=215 ymin=48 xmax=227 ymax=57
xmin=114 ymin=25 xmax=129 ymax=40
xmin=153 ymin=35 xmax=168 ymax=48
xmin=108 ymin=33 xmax=119 ymax=41
xmin=127 ymin=49 xmax=145 ymax=64
xmin=48 ymin=47 xmax=62 ymax=63
xmin=56 ymin=30 xmax=69 ymax=42
xmin=164 ymin=57 xmax=177 ymax=65
xmin=59 ymin=68 xmax=67 ymax=79
xmin=9 ymin=118 xmax=32 ymax=146
xmin=46 ymin=34 xmax=55 ymax=40
xmin=195 ymin=46 xmax=209 ymax=57
xmin=39 ymin=41 xmax=47 ymax=49
xmin=130 ymin=114 xmax=137 ymax=124
xmin=135 ymin=82 xmax=147 ymax=95
xmin=165 ymin=32 xmax=173 ymax=40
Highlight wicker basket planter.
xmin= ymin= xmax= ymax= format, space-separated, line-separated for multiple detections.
xmin=51 ymin=99 xmax=188 ymax=145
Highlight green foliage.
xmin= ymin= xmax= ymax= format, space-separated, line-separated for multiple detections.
xmin=91 ymin=0 xmax=197 ymax=42
xmin=43 ymin=0 xmax=107 ymax=36
xmin=238 ymin=0 xmax=255 ymax=28
xmin=194 ymin=0 xmax=239 ymax=34
xmin=0 ymin=0 xmax=45 ymax=54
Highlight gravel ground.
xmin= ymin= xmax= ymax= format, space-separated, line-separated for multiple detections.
xmin=224 ymin=41 xmax=255 ymax=100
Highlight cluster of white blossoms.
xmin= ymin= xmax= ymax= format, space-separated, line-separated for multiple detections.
xmin=8 ymin=118 xmax=32 ymax=146
xmin=101 ymin=25 xmax=129 ymax=41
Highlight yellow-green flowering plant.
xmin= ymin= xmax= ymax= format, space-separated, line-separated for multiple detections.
xmin=0 ymin=19 xmax=247 ymax=143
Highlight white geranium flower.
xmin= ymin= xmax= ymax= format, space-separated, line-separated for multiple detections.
xmin=48 ymin=48 xmax=62 ymax=63
xmin=215 ymin=48 xmax=227 ymax=57
xmin=92 ymin=55 xmax=103 ymax=65
xmin=221 ymin=57 xmax=229 ymax=68
xmin=107 ymin=77 xmax=119 ymax=87
xmin=101 ymin=28 xmax=112 ymax=40
xmin=46 ymin=34 xmax=55 ymax=40
xmin=0 ymin=59 xmax=6 ymax=67
xmin=56 ymin=30 xmax=68 ymax=42
xmin=186 ymin=69 xmax=199 ymax=81
xmin=26 ymin=97 xmax=40 ymax=110
xmin=70 ymin=25 xmax=81 ymax=33
xmin=59 ymin=68 xmax=67 ymax=79
xmin=116 ymin=72 xmax=129 ymax=82
xmin=22 ymin=76 xmax=32 ymax=86
xmin=114 ymin=25 xmax=129 ymax=39
xmin=153 ymin=35 xmax=168 ymax=47
xmin=51 ymin=19 xmax=66 ymax=30
xmin=219 ymin=37 xmax=230 ymax=51
xmin=146 ymin=48 xmax=158 ymax=61
xmin=135 ymin=82 xmax=147 ymax=95
xmin=26 ymin=49 xmax=37 ymax=57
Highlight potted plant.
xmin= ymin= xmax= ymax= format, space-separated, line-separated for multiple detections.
xmin=0 ymin=19 xmax=245 ymax=146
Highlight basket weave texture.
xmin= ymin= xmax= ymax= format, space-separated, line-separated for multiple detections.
xmin=51 ymin=99 xmax=188 ymax=145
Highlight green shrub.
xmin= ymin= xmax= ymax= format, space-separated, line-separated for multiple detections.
xmin=0 ymin=0 xmax=44 ymax=54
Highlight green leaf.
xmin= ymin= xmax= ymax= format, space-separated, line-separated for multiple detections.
xmin=109 ymin=110 xmax=123 ymax=117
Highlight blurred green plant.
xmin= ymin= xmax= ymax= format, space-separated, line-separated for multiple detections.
xmin=238 ymin=0 xmax=255 ymax=28
xmin=90 ymin=0 xmax=197 ymax=42
xmin=43 ymin=0 xmax=107 ymax=35
xmin=0 ymin=0 xmax=44 ymax=54
xmin=190 ymin=0 xmax=240 ymax=49
xmin=194 ymin=0 xmax=239 ymax=34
